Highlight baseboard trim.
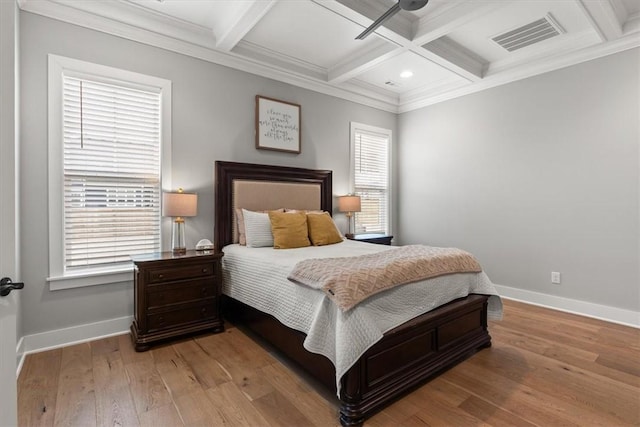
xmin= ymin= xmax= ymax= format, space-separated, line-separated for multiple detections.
xmin=15 ymin=286 xmax=639 ymax=371
xmin=19 ymin=315 xmax=133 ymax=358
xmin=494 ymin=284 xmax=639 ymax=328
xmin=16 ymin=336 xmax=25 ymax=377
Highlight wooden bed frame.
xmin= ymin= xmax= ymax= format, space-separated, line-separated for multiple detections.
xmin=214 ymin=161 xmax=492 ymax=427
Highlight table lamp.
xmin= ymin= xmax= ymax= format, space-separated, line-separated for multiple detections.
xmin=162 ymin=188 xmax=198 ymax=254
xmin=338 ymin=195 xmax=361 ymax=238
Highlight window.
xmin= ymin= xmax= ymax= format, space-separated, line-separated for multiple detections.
xmin=350 ymin=122 xmax=392 ymax=235
xmin=48 ymin=55 xmax=172 ymax=290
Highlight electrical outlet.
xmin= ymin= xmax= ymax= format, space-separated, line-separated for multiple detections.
xmin=551 ymin=272 xmax=561 ymax=284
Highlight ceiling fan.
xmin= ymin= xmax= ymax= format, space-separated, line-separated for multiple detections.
xmin=355 ymin=0 xmax=429 ymax=40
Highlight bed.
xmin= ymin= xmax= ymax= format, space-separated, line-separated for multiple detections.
xmin=214 ymin=161 xmax=500 ymax=427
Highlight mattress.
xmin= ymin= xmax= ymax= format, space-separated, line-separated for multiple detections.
xmin=221 ymin=239 xmax=502 ymax=392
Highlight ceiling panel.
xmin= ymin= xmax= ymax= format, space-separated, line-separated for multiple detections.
xmin=353 ymin=50 xmax=461 ymax=93
xmin=243 ymin=1 xmax=373 ymax=69
xmin=444 ymin=1 xmax=596 ymax=63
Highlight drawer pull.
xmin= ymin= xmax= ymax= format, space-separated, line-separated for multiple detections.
xmin=158 ymin=274 xmax=164 ymax=279
xmin=202 ymin=288 xmax=208 ymax=295
xmin=202 ymin=268 xmax=208 ymax=274
xmin=201 ymin=308 xmax=207 ymax=314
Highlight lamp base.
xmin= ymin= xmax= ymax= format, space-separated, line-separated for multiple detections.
xmin=171 ymin=218 xmax=186 ymax=254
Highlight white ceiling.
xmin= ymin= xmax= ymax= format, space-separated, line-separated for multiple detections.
xmin=19 ymin=0 xmax=640 ymax=113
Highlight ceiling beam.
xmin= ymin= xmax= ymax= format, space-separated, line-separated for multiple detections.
xmin=215 ymin=0 xmax=278 ymax=52
xmin=320 ymin=0 xmax=502 ymax=84
xmin=623 ymin=12 xmax=640 ymax=34
xmin=328 ymin=40 xmax=402 ymax=83
xmin=575 ymin=0 xmax=623 ymax=41
xmin=412 ymin=1 xmax=502 ymax=46
xmin=419 ymin=38 xmax=487 ymax=81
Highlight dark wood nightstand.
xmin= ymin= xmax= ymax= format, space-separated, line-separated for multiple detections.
xmin=130 ymin=250 xmax=224 ymax=351
xmin=346 ymin=233 xmax=393 ymax=246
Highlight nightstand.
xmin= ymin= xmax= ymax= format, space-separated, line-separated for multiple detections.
xmin=347 ymin=233 xmax=393 ymax=246
xmin=130 ymin=250 xmax=224 ymax=351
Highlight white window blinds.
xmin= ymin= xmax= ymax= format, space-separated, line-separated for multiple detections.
xmin=353 ymin=126 xmax=390 ymax=234
xmin=62 ymin=76 xmax=161 ymax=270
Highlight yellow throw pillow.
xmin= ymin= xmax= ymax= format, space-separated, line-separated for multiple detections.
xmin=307 ymin=212 xmax=343 ymax=246
xmin=268 ymin=211 xmax=311 ymax=249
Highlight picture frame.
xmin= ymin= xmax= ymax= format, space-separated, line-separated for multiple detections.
xmin=255 ymin=95 xmax=301 ymax=154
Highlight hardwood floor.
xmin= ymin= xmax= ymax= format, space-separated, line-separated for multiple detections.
xmin=18 ymin=299 xmax=640 ymax=426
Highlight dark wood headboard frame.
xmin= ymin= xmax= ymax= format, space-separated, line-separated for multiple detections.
xmin=214 ymin=161 xmax=333 ymax=250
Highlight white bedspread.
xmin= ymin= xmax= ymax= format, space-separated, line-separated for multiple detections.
xmin=221 ymin=240 xmax=502 ymax=393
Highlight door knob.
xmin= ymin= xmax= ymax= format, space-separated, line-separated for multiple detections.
xmin=0 ymin=277 xmax=24 ymax=297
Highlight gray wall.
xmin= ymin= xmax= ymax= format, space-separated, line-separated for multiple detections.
xmin=398 ymin=48 xmax=639 ymax=311
xmin=19 ymin=11 xmax=396 ymax=336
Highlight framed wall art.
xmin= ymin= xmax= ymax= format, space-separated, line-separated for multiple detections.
xmin=255 ymin=95 xmax=301 ymax=154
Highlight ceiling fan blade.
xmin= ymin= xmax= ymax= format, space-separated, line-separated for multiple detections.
xmin=355 ymin=2 xmax=401 ymax=40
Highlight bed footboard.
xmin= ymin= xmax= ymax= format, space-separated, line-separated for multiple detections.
xmin=222 ymin=294 xmax=491 ymax=427
xmin=339 ymin=294 xmax=491 ymax=426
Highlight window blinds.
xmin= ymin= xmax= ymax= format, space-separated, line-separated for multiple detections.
xmin=62 ymin=76 xmax=161 ymax=270
xmin=353 ymin=128 xmax=389 ymax=234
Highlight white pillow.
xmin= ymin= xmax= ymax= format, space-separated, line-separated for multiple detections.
xmin=242 ymin=209 xmax=274 ymax=247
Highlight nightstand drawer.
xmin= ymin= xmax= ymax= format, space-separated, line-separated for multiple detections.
xmin=147 ymin=261 xmax=215 ymax=284
xmin=130 ymin=250 xmax=224 ymax=351
xmin=147 ymin=278 xmax=215 ymax=310
xmin=147 ymin=300 xmax=217 ymax=332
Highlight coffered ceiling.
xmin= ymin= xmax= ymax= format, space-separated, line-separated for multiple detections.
xmin=19 ymin=0 xmax=640 ymax=113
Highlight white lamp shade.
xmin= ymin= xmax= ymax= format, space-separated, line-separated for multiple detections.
xmin=338 ymin=195 xmax=361 ymax=213
xmin=162 ymin=192 xmax=198 ymax=217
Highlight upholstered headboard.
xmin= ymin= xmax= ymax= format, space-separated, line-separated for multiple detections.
xmin=214 ymin=161 xmax=333 ymax=249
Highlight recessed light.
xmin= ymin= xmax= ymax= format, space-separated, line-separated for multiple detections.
xmin=400 ymin=70 xmax=413 ymax=79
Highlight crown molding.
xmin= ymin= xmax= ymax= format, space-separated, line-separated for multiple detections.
xmin=18 ymin=0 xmax=399 ymax=113
xmin=398 ymin=32 xmax=640 ymax=113
xmin=18 ymin=0 xmax=640 ymax=115
xmin=234 ymin=40 xmax=328 ymax=81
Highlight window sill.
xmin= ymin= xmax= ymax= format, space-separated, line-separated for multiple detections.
xmin=47 ymin=266 xmax=133 ymax=291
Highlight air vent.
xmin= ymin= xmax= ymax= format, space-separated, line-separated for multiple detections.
xmin=492 ymin=14 xmax=564 ymax=52
xmin=385 ymin=80 xmax=401 ymax=87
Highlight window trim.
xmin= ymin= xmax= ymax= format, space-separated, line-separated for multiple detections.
xmin=349 ymin=121 xmax=392 ymax=236
xmin=47 ymin=54 xmax=172 ymax=290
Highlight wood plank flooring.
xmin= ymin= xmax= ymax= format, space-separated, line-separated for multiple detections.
xmin=18 ymin=299 xmax=640 ymax=426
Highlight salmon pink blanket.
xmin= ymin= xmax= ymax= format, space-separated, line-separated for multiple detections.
xmin=288 ymin=245 xmax=483 ymax=311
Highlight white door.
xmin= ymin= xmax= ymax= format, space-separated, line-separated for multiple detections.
xmin=0 ymin=1 xmax=20 ymax=425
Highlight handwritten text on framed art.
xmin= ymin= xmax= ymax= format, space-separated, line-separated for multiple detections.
xmin=255 ymin=95 xmax=301 ymax=154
